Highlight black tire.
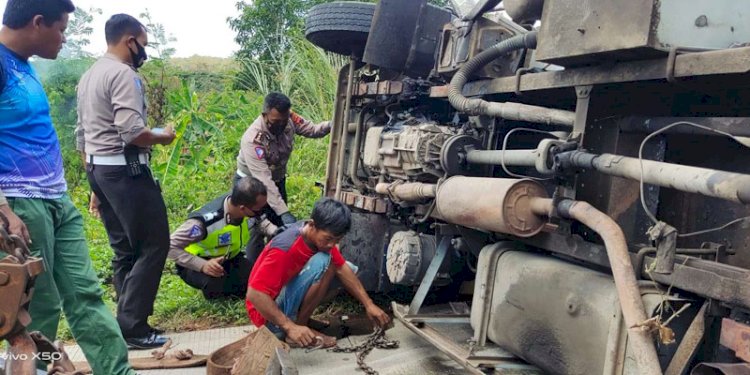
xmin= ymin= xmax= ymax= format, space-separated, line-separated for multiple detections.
xmin=305 ymin=2 xmax=375 ymax=58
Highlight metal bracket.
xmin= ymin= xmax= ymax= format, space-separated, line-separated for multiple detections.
xmin=408 ymin=237 xmax=451 ymax=315
xmin=720 ymin=317 xmax=750 ymax=363
xmin=664 ymin=302 xmax=708 ymax=375
xmin=647 ymin=222 xmax=678 ymax=274
xmin=571 ymin=85 xmax=593 ymax=142
xmin=666 ymin=46 xmax=679 ymax=84
xmin=514 ymin=68 xmax=532 ymax=96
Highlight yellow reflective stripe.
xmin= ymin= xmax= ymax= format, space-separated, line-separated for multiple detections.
xmin=184 ymin=218 xmax=251 ymax=258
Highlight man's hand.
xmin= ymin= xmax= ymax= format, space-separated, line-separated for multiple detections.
xmin=284 ymin=323 xmax=317 ymax=347
xmin=201 ymin=257 xmax=226 ymax=278
xmin=88 ymin=192 xmax=101 ymax=219
xmin=159 ymin=125 xmax=176 ymax=145
xmin=0 ymin=204 xmax=30 ymax=244
xmin=280 ymin=212 xmax=297 ymax=225
xmin=365 ymin=304 xmax=390 ymax=328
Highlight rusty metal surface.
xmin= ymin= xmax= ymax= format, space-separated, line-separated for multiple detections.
xmin=556 ymin=150 xmax=750 ymax=205
xmin=323 ymin=65 xmax=352 ymax=199
xmin=340 ymin=191 xmax=388 ymax=213
xmin=429 ymin=47 xmax=750 ymax=98
xmin=535 ymin=0 xmax=656 ymax=66
xmin=559 ymin=201 xmax=662 ymax=375
xmin=665 ymin=303 xmax=708 ymax=375
xmin=436 ymin=17 xmax=524 ymax=78
xmin=691 ymin=363 xmax=750 ymax=375
xmin=433 ymin=177 xmax=548 ymax=237
xmin=0 ymin=218 xmax=49 ymax=375
xmin=375 ymin=182 xmax=437 ymax=202
xmin=4 ymin=331 xmax=38 ymax=375
xmin=481 ymin=249 xmax=640 ymax=375
xmin=0 ymin=225 xmax=44 ymax=340
xmin=519 ymin=230 xmax=750 ymax=310
xmin=720 ymin=318 xmax=750 ymax=363
xmin=354 ymin=81 xmax=403 ymax=97
xmin=619 ymin=117 xmax=750 ymax=138
xmin=392 ymin=302 xmax=542 ymax=375
xmin=655 ymin=135 xmax=750 ymax=270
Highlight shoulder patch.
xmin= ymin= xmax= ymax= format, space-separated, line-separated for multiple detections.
xmin=189 ymin=224 xmax=203 ymax=238
xmin=290 ymin=111 xmax=305 ymax=127
xmin=255 ymin=146 xmax=266 ymax=160
xmin=253 ymin=131 xmax=270 ymax=146
xmin=134 ymin=77 xmax=143 ymax=90
xmin=218 ymin=232 xmax=232 ymax=246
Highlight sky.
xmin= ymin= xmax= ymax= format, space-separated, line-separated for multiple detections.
xmin=0 ymin=0 xmax=241 ymax=58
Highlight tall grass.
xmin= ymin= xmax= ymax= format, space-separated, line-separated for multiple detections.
xmin=236 ymin=35 xmax=345 ymax=121
xmin=41 ymin=36 xmax=344 ymax=340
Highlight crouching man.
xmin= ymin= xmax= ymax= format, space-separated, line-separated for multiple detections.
xmin=169 ymin=176 xmax=278 ymax=299
xmin=245 ymin=198 xmax=390 ymax=347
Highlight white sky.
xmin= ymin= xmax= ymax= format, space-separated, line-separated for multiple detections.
xmin=0 ymin=0 xmax=241 ymax=58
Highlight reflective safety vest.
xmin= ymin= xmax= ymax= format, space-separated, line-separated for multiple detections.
xmin=184 ymin=217 xmax=251 ymax=259
xmin=183 ymin=194 xmax=252 ymax=259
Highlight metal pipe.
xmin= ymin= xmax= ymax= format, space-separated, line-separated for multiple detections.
xmin=504 ymin=0 xmax=545 ymax=23
xmin=432 ymin=177 xmax=548 ymax=237
xmin=465 ymin=149 xmax=538 ymax=167
xmin=634 ymin=247 xmax=727 ymax=280
xmin=5 ymin=331 xmax=37 ymax=375
xmin=557 ymin=151 xmax=750 ymax=204
xmin=428 ymin=176 xmax=661 ymax=373
xmin=375 ymin=182 xmax=436 ymax=201
xmin=448 ymin=32 xmax=575 ymax=127
xmin=334 ymin=57 xmax=358 ymax=200
xmin=348 ymin=107 xmax=370 ymax=190
xmin=556 ymin=200 xmax=663 ymax=375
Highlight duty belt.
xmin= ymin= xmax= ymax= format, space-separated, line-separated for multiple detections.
xmin=88 ymin=153 xmax=149 ymax=166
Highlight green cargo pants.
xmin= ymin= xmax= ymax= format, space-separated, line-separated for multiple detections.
xmin=7 ymin=195 xmax=134 ymax=375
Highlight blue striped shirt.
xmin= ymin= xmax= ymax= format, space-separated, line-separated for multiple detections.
xmin=0 ymin=44 xmax=66 ymax=199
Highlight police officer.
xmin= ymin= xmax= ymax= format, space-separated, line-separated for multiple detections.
xmin=236 ymin=92 xmax=331 ymax=258
xmin=76 ymin=14 xmax=174 ymax=349
xmin=169 ymin=177 xmax=278 ymax=299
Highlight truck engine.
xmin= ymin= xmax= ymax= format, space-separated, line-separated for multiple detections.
xmin=305 ymin=0 xmax=750 ymax=374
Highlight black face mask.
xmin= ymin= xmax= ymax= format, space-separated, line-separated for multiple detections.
xmin=129 ymin=39 xmax=148 ymax=69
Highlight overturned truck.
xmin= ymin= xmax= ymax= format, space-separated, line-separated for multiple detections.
xmin=305 ymin=0 xmax=750 ymax=374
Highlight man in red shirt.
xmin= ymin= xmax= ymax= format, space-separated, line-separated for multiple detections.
xmin=246 ymin=198 xmax=390 ymax=347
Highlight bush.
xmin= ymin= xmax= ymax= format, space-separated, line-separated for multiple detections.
xmin=43 ymin=38 xmax=340 ymax=339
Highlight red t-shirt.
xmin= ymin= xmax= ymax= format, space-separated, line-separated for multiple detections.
xmin=245 ymin=222 xmax=346 ymax=326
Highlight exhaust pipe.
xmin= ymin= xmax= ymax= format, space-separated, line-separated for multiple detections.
xmin=554 ymin=200 xmax=663 ymax=375
xmin=429 ymin=176 xmax=662 ymax=375
xmin=432 ymin=177 xmax=548 ymax=237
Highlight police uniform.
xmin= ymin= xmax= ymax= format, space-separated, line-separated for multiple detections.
xmin=76 ymin=53 xmax=169 ymax=340
xmin=236 ymin=112 xmax=331 ymax=220
xmin=235 ymin=112 xmax=330 ymax=262
xmin=169 ymin=194 xmax=277 ymax=299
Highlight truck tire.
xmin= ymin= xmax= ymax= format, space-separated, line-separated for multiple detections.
xmin=304 ymin=2 xmax=375 ymax=58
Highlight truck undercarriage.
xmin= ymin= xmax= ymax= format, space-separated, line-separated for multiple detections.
xmin=305 ymin=0 xmax=750 ymax=374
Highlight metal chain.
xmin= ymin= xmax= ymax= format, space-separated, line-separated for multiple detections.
xmin=328 ymin=328 xmax=399 ymax=375
xmin=0 ymin=211 xmax=31 ymax=263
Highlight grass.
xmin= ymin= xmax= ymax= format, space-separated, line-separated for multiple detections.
xmin=36 ymin=36 xmax=346 ymax=342
xmin=59 ymin=134 xmax=329 ymax=341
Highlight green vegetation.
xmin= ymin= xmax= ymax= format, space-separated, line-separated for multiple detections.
xmin=36 ymin=0 xmax=452 ymax=340
xmin=34 ymin=3 xmax=348 ymax=339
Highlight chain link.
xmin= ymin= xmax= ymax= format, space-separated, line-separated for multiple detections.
xmin=0 ymin=212 xmax=30 ymax=263
xmin=328 ymin=327 xmax=399 ymax=375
